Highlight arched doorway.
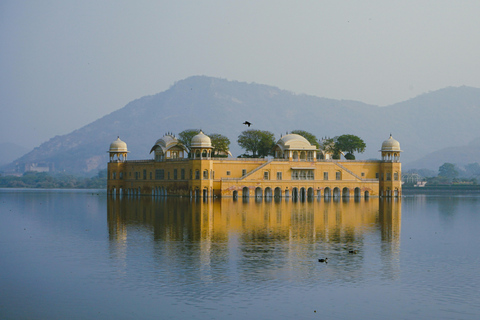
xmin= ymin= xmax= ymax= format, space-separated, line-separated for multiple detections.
xmin=307 ymin=187 xmax=314 ymax=198
xmin=284 ymin=189 xmax=290 ymax=198
xmin=242 ymin=187 xmax=249 ymax=198
xmin=255 ymin=187 xmax=263 ymax=198
xmin=265 ymin=187 xmax=273 ymax=198
xmin=274 ymin=187 xmax=282 ymax=198
xmin=333 ymin=187 xmax=341 ymax=198
xmin=364 ymin=190 xmax=369 ymax=198
xmin=354 ymin=187 xmax=361 ymax=198
xmin=342 ymin=187 xmax=350 ymax=198
xmin=324 ymin=187 xmax=331 ymax=198
xmin=299 ymin=187 xmax=306 ymax=201
xmin=233 ymin=190 xmax=238 ymax=199
xmin=292 ymin=187 xmax=299 ymax=200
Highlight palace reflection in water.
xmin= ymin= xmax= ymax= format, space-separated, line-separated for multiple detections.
xmin=107 ymin=197 xmax=401 ymax=285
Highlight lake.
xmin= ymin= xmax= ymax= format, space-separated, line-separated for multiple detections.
xmin=1 ymin=189 xmax=479 ymax=319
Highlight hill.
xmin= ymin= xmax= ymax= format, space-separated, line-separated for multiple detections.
xmin=405 ymin=137 xmax=480 ymax=171
xmin=4 ymin=76 xmax=480 ymax=174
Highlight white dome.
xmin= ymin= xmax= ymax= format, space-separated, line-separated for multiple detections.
xmin=109 ymin=137 xmax=128 ymax=152
xmin=191 ymin=131 xmax=212 ymax=148
xmin=154 ymin=135 xmax=177 ymax=148
xmin=150 ymin=134 xmax=187 ymax=154
xmin=275 ymin=134 xmax=316 ymax=151
xmin=381 ymin=135 xmax=401 ymax=152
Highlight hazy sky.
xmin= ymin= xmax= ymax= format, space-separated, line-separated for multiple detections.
xmin=2 ymin=1 xmax=480 ymax=149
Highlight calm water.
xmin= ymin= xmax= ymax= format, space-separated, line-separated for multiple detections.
xmin=1 ymin=189 xmax=480 ymax=320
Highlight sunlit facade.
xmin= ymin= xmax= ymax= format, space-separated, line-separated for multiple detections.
xmin=107 ymin=132 xmax=402 ymax=198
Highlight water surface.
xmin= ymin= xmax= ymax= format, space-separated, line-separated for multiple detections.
xmin=1 ymin=189 xmax=479 ymax=319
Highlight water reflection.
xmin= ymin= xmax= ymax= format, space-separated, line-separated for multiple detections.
xmin=107 ymin=197 xmax=401 ymax=288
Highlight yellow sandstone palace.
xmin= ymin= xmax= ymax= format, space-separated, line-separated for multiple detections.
xmin=107 ymin=132 xmax=402 ymax=199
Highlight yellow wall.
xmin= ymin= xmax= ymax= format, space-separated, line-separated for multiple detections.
xmin=108 ymin=157 xmax=401 ymax=198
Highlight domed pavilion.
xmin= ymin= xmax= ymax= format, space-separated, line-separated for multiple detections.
xmin=380 ymin=135 xmax=402 ymax=162
xmin=150 ymin=133 xmax=188 ymax=161
xmin=273 ymin=134 xmax=318 ymax=161
xmin=108 ymin=137 xmax=129 ymax=162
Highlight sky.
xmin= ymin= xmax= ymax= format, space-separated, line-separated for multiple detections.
xmin=2 ymin=1 xmax=480 ymax=150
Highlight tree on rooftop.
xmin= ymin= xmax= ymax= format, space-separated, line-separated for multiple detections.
xmin=209 ymin=133 xmax=230 ymax=157
xmin=319 ymin=137 xmax=340 ymax=159
xmin=238 ymin=129 xmax=275 ymax=158
xmin=335 ymin=134 xmax=366 ymax=160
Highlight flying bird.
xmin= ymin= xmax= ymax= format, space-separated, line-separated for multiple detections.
xmin=243 ymin=121 xmax=251 ymax=127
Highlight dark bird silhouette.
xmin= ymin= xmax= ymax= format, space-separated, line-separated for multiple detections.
xmin=243 ymin=121 xmax=251 ymax=127
xmin=318 ymin=258 xmax=328 ymax=263
xmin=349 ymin=250 xmax=358 ymax=254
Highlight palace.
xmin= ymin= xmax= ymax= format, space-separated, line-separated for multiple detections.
xmin=107 ymin=132 xmax=402 ymax=199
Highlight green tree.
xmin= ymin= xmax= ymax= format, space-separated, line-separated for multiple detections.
xmin=238 ymin=129 xmax=275 ymax=157
xmin=290 ymin=130 xmax=320 ymax=148
xmin=438 ymin=163 xmax=458 ymax=180
xmin=335 ymin=134 xmax=366 ymax=159
xmin=178 ymin=129 xmax=200 ymax=153
xmin=209 ymin=133 xmax=231 ymax=156
xmin=319 ymin=137 xmax=340 ymax=159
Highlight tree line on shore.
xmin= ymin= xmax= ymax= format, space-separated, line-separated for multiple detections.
xmin=404 ymin=162 xmax=480 ymax=186
xmin=0 ymin=170 xmax=107 ymax=189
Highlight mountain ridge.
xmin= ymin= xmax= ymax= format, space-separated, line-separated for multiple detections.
xmin=4 ymin=76 xmax=480 ymax=174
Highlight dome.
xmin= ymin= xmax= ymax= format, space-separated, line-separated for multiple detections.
xmin=276 ymin=134 xmax=316 ymax=151
xmin=381 ymin=135 xmax=401 ymax=152
xmin=109 ymin=137 xmax=128 ymax=152
xmin=191 ymin=130 xmax=212 ymax=148
xmin=154 ymin=135 xmax=177 ymax=148
xmin=150 ymin=134 xmax=186 ymax=153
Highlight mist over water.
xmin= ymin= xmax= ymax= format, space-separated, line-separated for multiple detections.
xmin=1 ymin=190 xmax=479 ymax=319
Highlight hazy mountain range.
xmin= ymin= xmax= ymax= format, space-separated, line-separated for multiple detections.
xmin=3 ymin=76 xmax=480 ymax=174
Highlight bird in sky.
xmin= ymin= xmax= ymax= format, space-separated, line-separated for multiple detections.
xmin=243 ymin=121 xmax=251 ymax=127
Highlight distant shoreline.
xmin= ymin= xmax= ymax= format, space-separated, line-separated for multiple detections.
xmin=403 ymin=185 xmax=480 ymax=194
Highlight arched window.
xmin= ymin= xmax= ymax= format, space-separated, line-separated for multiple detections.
xmin=300 ymin=170 xmax=306 ymax=180
xmin=307 ymin=171 xmax=314 ymax=180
